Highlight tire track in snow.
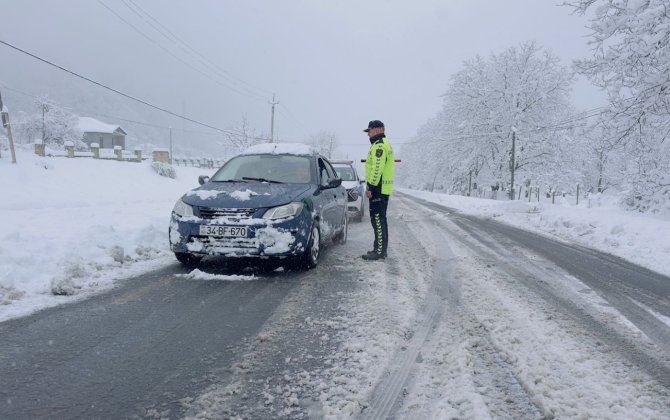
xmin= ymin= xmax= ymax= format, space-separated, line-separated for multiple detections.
xmin=359 ymin=197 xmax=453 ymax=420
xmin=390 ymin=197 xmax=543 ymax=419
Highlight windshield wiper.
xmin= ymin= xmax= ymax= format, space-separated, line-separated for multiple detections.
xmin=242 ymin=177 xmax=283 ymax=184
xmin=214 ymin=178 xmax=248 ymax=182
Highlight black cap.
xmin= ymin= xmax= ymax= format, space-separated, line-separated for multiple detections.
xmin=364 ymin=120 xmax=384 ymax=132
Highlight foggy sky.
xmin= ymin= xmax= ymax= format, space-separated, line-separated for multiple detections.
xmin=0 ymin=0 xmax=602 ymax=160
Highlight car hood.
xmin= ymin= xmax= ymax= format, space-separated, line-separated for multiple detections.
xmin=182 ymin=182 xmax=313 ymax=209
xmin=341 ymin=180 xmax=362 ymax=189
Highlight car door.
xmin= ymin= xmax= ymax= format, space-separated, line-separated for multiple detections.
xmin=323 ymin=159 xmax=347 ymax=231
xmin=316 ymin=158 xmax=338 ymax=239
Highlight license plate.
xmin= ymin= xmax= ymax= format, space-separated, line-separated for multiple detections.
xmin=199 ymin=225 xmax=248 ymax=237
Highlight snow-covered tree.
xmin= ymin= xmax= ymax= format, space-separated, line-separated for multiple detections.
xmin=399 ymin=42 xmax=575 ymax=196
xmin=222 ymin=116 xmax=265 ymax=154
xmin=566 ymin=0 xmax=670 ymax=211
xmin=306 ymin=130 xmax=337 ymax=158
xmin=14 ymin=96 xmax=82 ymax=148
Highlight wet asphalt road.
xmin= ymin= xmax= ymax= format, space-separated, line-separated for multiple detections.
xmin=0 ymin=261 xmax=315 ymax=419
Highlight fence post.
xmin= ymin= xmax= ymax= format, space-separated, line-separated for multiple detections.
xmin=114 ymin=145 xmax=123 ymax=161
xmin=518 ymin=186 xmax=522 ymax=200
xmin=34 ymin=139 xmax=45 ymax=157
xmin=552 ymin=190 xmax=556 ymax=204
xmin=90 ymin=143 xmax=100 ymax=159
xmin=536 ymin=187 xmax=539 ymax=202
xmin=576 ymin=184 xmax=580 ymax=205
xmin=64 ymin=141 xmax=75 ymax=158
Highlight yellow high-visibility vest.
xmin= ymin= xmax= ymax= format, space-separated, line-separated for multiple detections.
xmin=365 ymin=137 xmax=395 ymax=195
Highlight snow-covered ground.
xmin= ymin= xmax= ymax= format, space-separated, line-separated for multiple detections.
xmin=2 ymin=148 xmax=668 ymax=322
xmin=0 ymin=147 xmax=207 ymax=321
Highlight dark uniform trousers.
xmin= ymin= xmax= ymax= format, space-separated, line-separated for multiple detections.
xmin=369 ymin=194 xmax=389 ymax=256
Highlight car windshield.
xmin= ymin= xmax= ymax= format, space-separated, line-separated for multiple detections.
xmin=334 ymin=166 xmax=356 ymax=181
xmin=211 ymin=154 xmax=312 ymax=184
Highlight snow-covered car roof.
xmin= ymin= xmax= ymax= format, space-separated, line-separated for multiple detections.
xmin=240 ymin=142 xmax=317 ymax=156
xmin=330 ymin=160 xmax=354 ymax=166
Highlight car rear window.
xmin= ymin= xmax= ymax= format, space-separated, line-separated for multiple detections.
xmin=334 ymin=166 xmax=356 ymax=181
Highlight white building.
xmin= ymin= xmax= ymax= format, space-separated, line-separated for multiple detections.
xmin=79 ymin=117 xmax=127 ymax=149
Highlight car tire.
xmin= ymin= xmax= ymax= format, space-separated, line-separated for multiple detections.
xmin=302 ymin=223 xmax=320 ymax=269
xmin=333 ymin=212 xmax=348 ymax=244
xmin=175 ymin=252 xmax=202 ymax=266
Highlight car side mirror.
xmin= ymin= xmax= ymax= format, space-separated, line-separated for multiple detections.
xmin=328 ymin=178 xmax=342 ymax=188
xmin=360 ymin=180 xmax=365 ymax=185
xmin=198 ymin=175 xmax=210 ymax=185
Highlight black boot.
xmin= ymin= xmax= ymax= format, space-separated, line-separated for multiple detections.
xmin=364 ymin=250 xmax=388 ymax=258
xmin=362 ymin=252 xmax=385 ymax=261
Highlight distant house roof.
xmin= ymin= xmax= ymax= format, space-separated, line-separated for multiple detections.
xmin=78 ymin=117 xmax=127 ymax=135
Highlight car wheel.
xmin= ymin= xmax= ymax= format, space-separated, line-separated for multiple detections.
xmin=175 ymin=252 xmax=202 ymax=266
xmin=302 ymin=224 xmax=320 ymax=269
xmin=333 ymin=212 xmax=348 ymax=244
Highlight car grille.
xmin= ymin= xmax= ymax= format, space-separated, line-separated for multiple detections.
xmin=346 ymin=188 xmax=359 ymax=202
xmin=194 ymin=236 xmax=259 ymax=249
xmin=198 ymin=207 xmax=256 ymax=221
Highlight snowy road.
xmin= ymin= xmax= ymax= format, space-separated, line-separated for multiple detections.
xmin=2 ymin=193 xmax=670 ymax=419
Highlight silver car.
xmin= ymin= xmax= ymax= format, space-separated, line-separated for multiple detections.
xmin=332 ymin=161 xmax=366 ymax=222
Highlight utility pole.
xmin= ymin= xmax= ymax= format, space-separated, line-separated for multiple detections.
xmin=0 ymin=90 xmax=17 ymax=163
xmin=169 ymin=126 xmax=173 ymax=164
xmin=509 ymin=128 xmax=516 ymax=200
xmin=41 ymin=102 xmax=50 ymax=142
xmin=269 ymin=94 xmax=279 ymax=143
xmin=468 ymin=169 xmax=472 ymax=196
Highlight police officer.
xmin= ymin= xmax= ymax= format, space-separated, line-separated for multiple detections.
xmin=362 ymin=120 xmax=395 ymax=261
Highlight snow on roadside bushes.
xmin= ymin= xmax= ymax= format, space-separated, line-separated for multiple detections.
xmin=0 ymin=149 xmax=208 ymax=321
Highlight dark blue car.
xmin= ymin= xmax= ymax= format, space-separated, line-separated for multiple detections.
xmin=169 ymin=143 xmax=348 ymax=268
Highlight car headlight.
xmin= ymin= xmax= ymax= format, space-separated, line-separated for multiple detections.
xmin=262 ymin=202 xmax=304 ymax=220
xmin=172 ymin=198 xmax=194 ymax=217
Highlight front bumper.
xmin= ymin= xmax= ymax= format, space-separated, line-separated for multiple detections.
xmin=169 ymin=209 xmax=312 ymax=257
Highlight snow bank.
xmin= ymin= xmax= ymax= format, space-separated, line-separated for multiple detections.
xmin=0 ymin=149 xmax=208 ymax=321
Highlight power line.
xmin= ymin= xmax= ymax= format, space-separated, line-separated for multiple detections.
xmin=0 ymin=38 xmax=228 ymax=133
xmin=110 ymin=0 xmax=320 ymax=140
xmin=0 ymin=82 xmax=277 ymax=144
xmin=278 ymin=103 xmax=310 ymax=133
xmin=96 ymin=0 xmax=261 ymax=102
xmin=124 ymin=0 xmax=271 ymax=100
xmin=276 ymin=107 xmax=310 ymax=138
